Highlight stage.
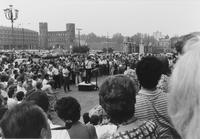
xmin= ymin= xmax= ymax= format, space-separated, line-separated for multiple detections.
xmin=78 ymin=81 xmax=98 ymax=91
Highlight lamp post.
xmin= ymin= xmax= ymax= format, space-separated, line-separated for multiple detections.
xmin=76 ymin=28 xmax=82 ymax=47
xmin=4 ymin=5 xmax=19 ymax=50
xmin=18 ymin=24 xmax=24 ymax=50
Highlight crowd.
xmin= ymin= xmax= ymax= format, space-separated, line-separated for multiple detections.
xmin=0 ymin=32 xmax=199 ymax=139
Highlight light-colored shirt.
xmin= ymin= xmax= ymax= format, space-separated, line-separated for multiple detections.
xmin=85 ymin=60 xmax=93 ymax=69
xmin=52 ymin=67 xmax=59 ymax=75
xmin=7 ymin=98 xmax=18 ymax=110
xmin=62 ymin=68 xmax=70 ymax=77
xmin=48 ymin=120 xmax=71 ymax=139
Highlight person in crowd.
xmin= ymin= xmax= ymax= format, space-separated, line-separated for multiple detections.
xmin=99 ymin=75 xmax=158 ymax=139
xmin=52 ymin=65 xmax=61 ymax=89
xmin=16 ymin=91 xmax=25 ymax=104
xmin=16 ymin=79 xmax=27 ymax=94
xmin=0 ymin=102 xmax=51 ymax=139
xmin=62 ymin=65 xmax=71 ymax=93
xmin=7 ymin=86 xmax=18 ymax=109
xmin=168 ymin=35 xmax=200 ymax=139
xmin=124 ymin=66 xmax=140 ymax=92
xmin=0 ymin=95 xmax=7 ymax=120
xmin=135 ymin=56 xmax=179 ymax=138
xmin=157 ymin=55 xmax=171 ymax=93
xmin=55 ymin=96 xmax=97 ymax=139
xmin=83 ymin=112 xmax=90 ymax=124
xmin=85 ymin=56 xmax=93 ymax=84
xmin=25 ymin=91 xmax=70 ymax=139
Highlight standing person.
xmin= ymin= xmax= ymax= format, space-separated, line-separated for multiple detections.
xmin=135 ymin=56 xmax=178 ymax=138
xmin=62 ymin=65 xmax=71 ymax=93
xmin=52 ymin=65 xmax=60 ymax=89
xmin=85 ymin=56 xmax=93 ymax=84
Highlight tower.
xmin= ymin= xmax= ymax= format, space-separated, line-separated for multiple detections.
xmin=66 ymin=23 xmax=75 ymax=50
xmin=39 ymin=22 xmax=48 ymax=49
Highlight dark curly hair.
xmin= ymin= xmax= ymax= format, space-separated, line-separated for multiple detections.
xmin=136 ymin=56 xmax=162 ymax=89
xmin=99 ymin=75 xmax=136 ymax=125
xmin=55 ymin=97 xmax=81 ymax=128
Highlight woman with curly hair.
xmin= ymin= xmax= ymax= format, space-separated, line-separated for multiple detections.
xmin=99 ymin=75 xmax=158 ymax=139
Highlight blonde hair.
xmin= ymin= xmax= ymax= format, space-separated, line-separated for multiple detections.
xmin=169 ymin=41 xmax=200 ymax=139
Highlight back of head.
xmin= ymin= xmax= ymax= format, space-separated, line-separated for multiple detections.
xmin=169 ymin=41 xmax=200 ymax=139
xmin=99 ymin=75 xmax=136 ymax=124
xmin=16 ymin=91 xmax=25 ymax=101
xmin=0 ymin=102 xmax=51 ymax=138
xmin=55 ymin=97 xmax=81 ymax=129
xmin=157 ymin=55 xmax=171 ymax=75
xmin=136 ymin=56 xmax=162 ymax=89
xmin=36 ymin=81 xmax=43 ymax=90
xmin=83 ymin=112 xmax=90 ymax=124
xmin=90 ymin=115 xmax=99 ymax=125
xmin=25 ymin=91 xmax=49 ymax=113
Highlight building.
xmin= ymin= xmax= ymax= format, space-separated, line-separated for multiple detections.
xmin=152 ymin=37 xmax=171 ymax=53
xmin=153 ymin=31 xmax=163 ymax=41
xmin=0 ymin=26 xmax=39 ymax=49
xmin=39 ymin=23 xmax=75 ymax=50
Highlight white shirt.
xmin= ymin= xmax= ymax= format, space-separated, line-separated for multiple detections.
xmin=62 ymin=68 xmax=69 ymax=77
xmin=7 ymin=98 xmax=18 ymax=110
xmin=48 ymin=120 xmax=71 ymax=139
xmin=85 ymin=60 xmax=93 ymax=69
xmin=17 ymin=86 xmax=27 ymax=94
xmin=52 ymin=67 xmax=59 ymax=75
xmin=95 ymin=124 xmax=117 ymax=139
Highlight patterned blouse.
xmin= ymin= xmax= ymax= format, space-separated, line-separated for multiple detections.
xmin=112 ymin=120 xmax=158 ymax=139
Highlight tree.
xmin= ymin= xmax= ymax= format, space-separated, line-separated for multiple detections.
xmin=102 ymin=48 xmax=107 ymax=53
xmin=108 ymin=47 xmax=114 ymax=53
xmin=72 ymin=45 xmax=90 ymax=53
xmin=112 ymin=33 xmax=124 ymax=44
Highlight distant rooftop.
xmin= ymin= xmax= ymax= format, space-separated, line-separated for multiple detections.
xmin=0 ymin=26 xmax=38 ymax=33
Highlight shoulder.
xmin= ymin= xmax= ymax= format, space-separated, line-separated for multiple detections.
xmin=113 ymin=120 xmax=158 ymax=139
xmin=50 ymin=124 xmax=70 ymax=139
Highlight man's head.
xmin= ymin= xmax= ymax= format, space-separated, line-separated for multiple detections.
xmin=136 ymin=56 xmax=162 ymax=90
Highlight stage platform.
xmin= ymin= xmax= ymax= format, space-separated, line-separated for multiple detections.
xmin=78 ymin=82 xmax=97 ymax=91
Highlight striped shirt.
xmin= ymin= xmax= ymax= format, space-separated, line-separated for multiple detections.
xmin=135 ymin=88 xmax=173 ymax=138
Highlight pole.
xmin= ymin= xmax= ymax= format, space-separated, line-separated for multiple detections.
xmin=107 ymin=32 xmax=108 ymax=54
xmin=11 ymin=21 xmax=14 ymax=50
xmin=22 ymin=28 xmax=24 ymax=49
xmin=78 ymin=30 xmax=80 ymax=47
xmin=76 ymin=28 xmax=82 ymax=47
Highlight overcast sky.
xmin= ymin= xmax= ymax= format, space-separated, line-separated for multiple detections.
xmin=1 ymin=0 xmax=200 ymax=37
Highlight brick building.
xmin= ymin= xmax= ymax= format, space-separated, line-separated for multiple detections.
xmin=39 ymin=23 xmax=75 ymax=50
xmin=0 ymin=26 xmax=38 ymax=50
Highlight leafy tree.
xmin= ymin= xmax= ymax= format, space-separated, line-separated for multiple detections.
xmin=102 ymin=48 xmax=107 ymax=53
xmin=72 ymin=45 xmax=90 ymax=53
xmin=108 ymin=47 xmax=114 ymax=53
xmin=111 ymin=33 xmax=124 ymax=44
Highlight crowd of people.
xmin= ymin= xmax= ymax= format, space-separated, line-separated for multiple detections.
xmin=0 ymin=32 xmax=199 ymax=139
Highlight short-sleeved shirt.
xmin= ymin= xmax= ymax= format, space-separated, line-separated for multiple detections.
xmin=112 ymin=120 xmax=158 ymax=139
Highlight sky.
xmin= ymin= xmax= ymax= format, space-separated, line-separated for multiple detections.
xmin=1 ymin=0 xmax=200 ymax=37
